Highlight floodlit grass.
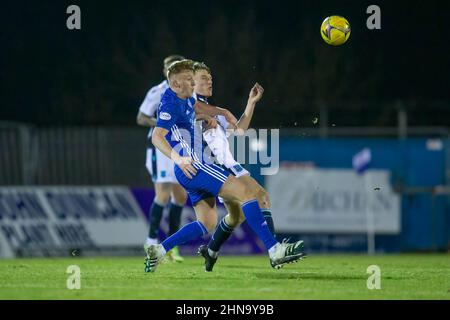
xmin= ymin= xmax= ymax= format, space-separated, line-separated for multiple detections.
xmin=0 ymin=254 xmax=448 ymax=299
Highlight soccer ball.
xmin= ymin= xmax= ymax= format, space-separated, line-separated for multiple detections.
xmin=320 ymin=16 xmax=351 ymax=46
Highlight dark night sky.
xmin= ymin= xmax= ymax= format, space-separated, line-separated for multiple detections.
xmin=1 ymin=0 xmax=449 ymax=127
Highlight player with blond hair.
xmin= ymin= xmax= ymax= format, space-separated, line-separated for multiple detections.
xmin=145 ymin=60 xmax=305 ymax=273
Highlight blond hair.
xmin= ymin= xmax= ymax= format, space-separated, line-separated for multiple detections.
xmin=193 ymin=61 xmax=211 ymax=74
xmin=166 ymin=59 xmax=194 ymax=80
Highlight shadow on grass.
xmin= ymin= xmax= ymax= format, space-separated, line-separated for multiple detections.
xmin=222 ymin=265 xmax=267 ymax=270
xmin=254 ymin=272 xmax=366 ymax=280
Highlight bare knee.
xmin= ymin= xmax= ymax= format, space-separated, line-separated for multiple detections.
xmin=171 ymin=185 xmax=187 ymax=205
xmin=240 ymin=183 xmax=258 ymax=203
xmin=199 ymin=219 xmax=217 ymax=234
xmin=155 ymin=188 xmax=170 ymax=205
xmin=225 ymin=212 xmax=245 ymax=228
xmin=257 ymin=187 xmax=270 ymax=208
xmin=173 ymin=193 xmax=187 ymax=205
xmin=196 ymin=211 xmax=218 ymax=234
xmin=234 ymin=213 xmax=246 ymax=226
xmin=193 ymin=198 xmax=218 ymax=235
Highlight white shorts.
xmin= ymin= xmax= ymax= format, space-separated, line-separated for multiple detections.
xmin=145 ymin=146 xmax=178 ymax=184
xmin=226 ymin=163 xmax=250 ymax=179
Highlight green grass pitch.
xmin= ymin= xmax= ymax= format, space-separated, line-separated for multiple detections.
xmin=0 ymin=254 xmax=448 ymax=299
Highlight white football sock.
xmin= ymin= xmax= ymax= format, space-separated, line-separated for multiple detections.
xmin=146 ymin=237 xmax=158 ymax=246
xmin=208 ymin=248 xmax=219 ymax=258
xmin=268 ymin=243 xmax=280 ymax=259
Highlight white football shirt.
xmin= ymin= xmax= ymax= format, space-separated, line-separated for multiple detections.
xmin=139 ymin=80 xmax=169 ymax=137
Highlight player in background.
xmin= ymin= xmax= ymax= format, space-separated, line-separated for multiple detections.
xmin=192 ymin=62 xmax=305 ymax=271
xmin=137 ymin=55 xmax=187 ymax=263
xmin=146 ymin=60 xmax=305 ymax=273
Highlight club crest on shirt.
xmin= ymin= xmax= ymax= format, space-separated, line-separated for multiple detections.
xmin=160 ymin=112 xmax=171 ymax=120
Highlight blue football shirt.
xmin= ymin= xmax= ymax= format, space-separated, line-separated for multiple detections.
xmin=156 ymin=88 xmax=203 ymax=161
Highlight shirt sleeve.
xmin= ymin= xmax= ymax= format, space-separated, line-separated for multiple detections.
xmin=156 ymin=101 xmax=178 ymax=131
xmin=216 ymin=115 xmax=229 ymax=128
xmin=138 ymin=88 xmax=161 ymax=117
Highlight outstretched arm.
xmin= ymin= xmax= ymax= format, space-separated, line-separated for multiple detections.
xmin=194 ymin=101 xmax=238 ymax=129
xmin=235 ymin=83 xmax=264 ymax=133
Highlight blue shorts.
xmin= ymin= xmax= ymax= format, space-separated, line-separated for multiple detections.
xmin=175 ymin=162 xmax=230 ymax=206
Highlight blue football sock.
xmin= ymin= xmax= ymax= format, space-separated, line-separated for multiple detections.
xmin=261 ymin=209 xmax=275 ymax=236
xmin=168 ymin=202 xmax=184 ymax=236
xmin=148 ymin=201 xmax=164 ymax=239
xmin=161 ymin=221 xmax=207 ymax=252
xmin=241 ymin=200 xmax=278 ymax=250
xmin=208 ymin=217 xmax=234 ymax=252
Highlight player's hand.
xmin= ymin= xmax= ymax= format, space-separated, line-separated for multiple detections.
xmin=175 ymin=156 xmax=197 ymax=179
xmin=224 ymin=110 xmax=238 ymax=129
xmin=248 ymin=82 xmax=264 ymax=104
xmin=203 ymin=116 xmax=218 ymax=130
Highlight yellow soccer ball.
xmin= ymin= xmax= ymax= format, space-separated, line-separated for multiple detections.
xmin=320 ymin=16 xmax=351 ymax=46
